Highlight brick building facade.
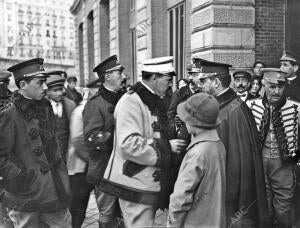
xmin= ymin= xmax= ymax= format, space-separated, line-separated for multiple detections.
xmin=70 ymin=0 xmax=300 ymax=86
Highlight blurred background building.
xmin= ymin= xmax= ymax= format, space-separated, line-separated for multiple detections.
xmin=71 ymin=0 xmax=300 ymax=86
xmin=0 ymin=0 xmax=76 ymax=77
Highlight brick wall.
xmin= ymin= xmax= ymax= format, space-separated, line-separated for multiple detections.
xmin=255 ymin=0 xmax=285 ymax=67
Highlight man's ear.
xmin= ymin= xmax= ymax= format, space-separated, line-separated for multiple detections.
xmin=294 ymin=65 xmax=299 ymax=73
xmin=213 ymin=77 xmax=220 ymax=88
xmin=19 ymin=80 xmax=27 ymax=90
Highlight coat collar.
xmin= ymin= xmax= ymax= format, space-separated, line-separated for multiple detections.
xmin=216 ymin=88 xmax=238 ymax=108
xmin=98 ymin=84 xmax=123 ymax=105
xmin=187 ymin=129 xmax=220 ymax=151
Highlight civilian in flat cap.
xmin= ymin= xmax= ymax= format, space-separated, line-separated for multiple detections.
xmin=279 ymin=51 xmax=300 ymax=102
xmin=247 ymin=69 xmax=300 ymax=228
xmin=46 ymin=71 xmax=76 ymax=162
xmin=83 ymin=55 xmax=125 ymax=228
xmin=196 ymin=58 xmax=270 ymax=227
xmin=0 ymin=70 xmax=12 ymax=109
xmin=233 ymin=70 xmax=252 ymax=102
xmin=167 ymin=93 xmax=226 ymax=228
xmin=65 ymin=75 xmax=83 ymax=105
xmin=0 ymin=58 xmax=71 ymax=227
xmin=98 ymin=56 xmax=187 ymax=227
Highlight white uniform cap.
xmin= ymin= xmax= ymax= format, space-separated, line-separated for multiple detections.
xmin=142 ymin=56 xmax=176 ymax=75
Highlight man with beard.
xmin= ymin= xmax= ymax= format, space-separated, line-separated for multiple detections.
xmin=46 ymin=71 xmax=76 ymax=162
xmin=233 ymin=70 xmax=251 ymax=102
xmin=247 ymin=68 xmax=300 ymax=228
xmin=83 ymin=55 xmax=125 ymax=228
xmin=196 ymin=58 xmax=270 ymax=227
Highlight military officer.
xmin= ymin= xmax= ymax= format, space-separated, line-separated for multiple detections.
xmin=0 ymin=70 xmax=12 ymax=108
xmin=247 ymin=68 xmax=300 ymax=228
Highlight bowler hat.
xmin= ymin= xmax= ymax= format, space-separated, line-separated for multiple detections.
xmin=7 ymin=58 xmax=48 ymax=81
xmin=177 ymin=93 xmax=220 ymax=129
xmin=262 ymin=68 xmax=287 ymax=85
xmin=46 ymin=70 xmax=66 ymax=88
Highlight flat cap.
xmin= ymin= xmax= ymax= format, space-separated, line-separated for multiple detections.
xmin=7 ymin=58 xmax=47 ymax=80
xmin=233 ymin=71 xmax=252 ymax=80
xmin=280 ymin=51 xmax=298 ymax=64
xmin=142 ymin=56 xmax=176 ymax=76
xmin=46 ymin=70 xmax=66 ymax=88
xmin=193 ymin=58 xmax=232 ymax=80
xmin=0 ymin=70 xmax=11 ymax=83
xmin=93 ymin=55 xmax=124 ymax=82
xmin=262 ymin=68 xmax=287 ymax=85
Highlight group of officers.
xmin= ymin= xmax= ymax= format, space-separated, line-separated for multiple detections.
xmin=0 ymin=50 xmax=299 ymax=228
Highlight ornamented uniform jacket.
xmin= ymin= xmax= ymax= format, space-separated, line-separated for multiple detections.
xmin=98 ymin=82 xmax=174 ymax=209
xmin=0 ymin=92 xmax=70 ymax=212
xmin=246 ymin=95 xmax=300 ymax=161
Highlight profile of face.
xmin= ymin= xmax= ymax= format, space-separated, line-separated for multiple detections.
xmin=280 ymin=61 xmax=298 ymax=77
xmin=199 ymin=77 xmax=216 ymax=96
xmin=188 ymin=72 xmax=200 ymax=87
xmin=264 ymin=81 xmax=285 ymax=104
xmin=106 ymin=70 xmax=123 ymax=92
xmin=178 ymin=79 xmax=188 ymax=89
xmin=233 ymin=77 xmax=250 ymax=93
xmin=68 ymin=81 xmax=76 ymax=89
xmin=47 ymin=86 xmax=64 ymax=102
xmin=249 ymin=79 xmax=261 ymax=95
xmin=20 ymin=77 xmax=48 ymax=100
xmin=253 ymin=63 xmax=264 ymax=77
xmin=153 ymin=74 xmax=173 ymax=97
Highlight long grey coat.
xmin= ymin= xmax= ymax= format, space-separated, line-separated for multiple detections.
xmin=167 ymin=129 xmax=226 ymax=228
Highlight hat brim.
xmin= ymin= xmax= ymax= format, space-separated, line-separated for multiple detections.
xmin=177 ymin=102 xmax=220 ymax=129
xmin=24 ymin=71 xmax=49 ymax=78
xmin=106 ymin=65 xmax=124 ymax=73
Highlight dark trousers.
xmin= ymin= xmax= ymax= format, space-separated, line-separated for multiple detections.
xmin=69 ymin=173 xmax=94 ymax=228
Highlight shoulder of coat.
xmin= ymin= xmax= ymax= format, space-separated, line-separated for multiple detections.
xmin=0 ymin=101 xmax=14 ymax=114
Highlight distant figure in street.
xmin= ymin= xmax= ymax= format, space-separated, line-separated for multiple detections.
xmin=168 ymin=93 xmax=226 ymax=228
xmin=1 ymin=58 xmax=71 ymax=228
xmin=253 ymin=60 xmax=265 ymax=78
xmin=65 ymin=76 xmax=83 ymax=105
xmin=46 ymin=71 xmax=76 ymax=162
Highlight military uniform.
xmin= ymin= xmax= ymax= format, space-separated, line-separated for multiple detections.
xmin=0 ymin=70 xmax=12 ymax=109
xmin=247 ymin=68 xmax=300 ymax=227
xmin=83 ymin=55 xmax=124 ymax=227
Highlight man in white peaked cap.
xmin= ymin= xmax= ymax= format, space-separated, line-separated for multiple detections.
xmin=97 ymin=56 xmax=188 ymax=227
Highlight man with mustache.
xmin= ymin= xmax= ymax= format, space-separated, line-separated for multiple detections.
xmin=197 ymin=58 xmax=269 ymax=227
xmin=247 ymin=68 xmax=300 ymax=228
xmin=233 ymin=70 xmax=251 ymax=102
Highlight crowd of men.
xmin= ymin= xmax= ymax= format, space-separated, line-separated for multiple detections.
xmin=0 ymin=50 xmax=299 ymax=228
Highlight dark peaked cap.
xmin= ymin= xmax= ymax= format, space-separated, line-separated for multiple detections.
xmin=7 ymin=58 xmax=47 ymax=80
xmin=93 ymin=55 xmax=124 ymax=82
xmin=193 ymin=58 xmax=232 ymax=80
xmin=45 ymin=70 xmax=66 ymax=88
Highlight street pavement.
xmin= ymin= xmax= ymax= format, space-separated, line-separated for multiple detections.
xmin=82 ymin=192 xmax=168 ymax=227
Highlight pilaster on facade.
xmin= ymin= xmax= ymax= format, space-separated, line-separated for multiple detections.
xmin=109 ymin=0 xmax=117 ymax=55
xmin=93 ymin=0 xmax=100 ymax=65
xmin=82 ymin=4 xmax=89 ymax=84
xmin=191 ymin=0 xmax=255 ymax=68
